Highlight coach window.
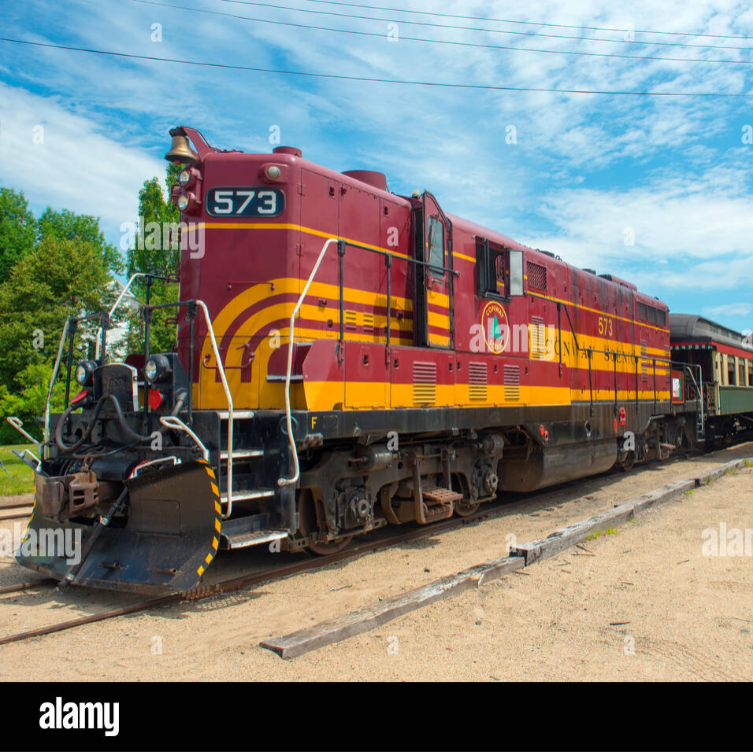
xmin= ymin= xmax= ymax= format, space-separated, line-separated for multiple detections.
xmin=476 ymin=240 xmax=524 ymax=299
xmin=428 ymin=216 xmax=445 ymax=276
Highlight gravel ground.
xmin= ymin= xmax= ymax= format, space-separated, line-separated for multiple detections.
xmin=0 ymin=442 xmax=751 ymax=681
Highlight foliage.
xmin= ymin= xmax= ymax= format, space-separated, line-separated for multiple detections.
xmin=37 ymin=206 xmax=122 ymax=275
xmin=125 ymin=163 xmax=183 ymax=355
xmin=0 ymin=161 xmax=183 ymax=443
xmin=0 ymin=363 xmax=66 ymax=443
xmin=0 ymin=188 xmax=37 ymax=284
xmin=0 ymin=237 xmax=112 ymax=439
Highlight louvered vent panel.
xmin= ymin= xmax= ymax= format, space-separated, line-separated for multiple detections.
xmin=468 ymin=362 xmax=488 ymax=401
xmin=344 ymin=310 xmax=358 ymax=330
xmin=527 ymin=261 xmax=547 ymax=291
xmin=362 ymin=312 xmax=374 ymax=333
xmin=641 ymin=341 xmax=648 ymax=383
xmin=504 ymin=364 xmax=520 ymax=401
xmin=413 ymin=361 xmax=437 ymax=405
xmin=530 ymin=316 xmax=546 ymax=360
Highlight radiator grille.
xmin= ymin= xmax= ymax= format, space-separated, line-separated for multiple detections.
xmin=413 ymin=361 xmax=437 ymax=405
xmin=468 ymin=362 xmax=488 ymax=401
xmin=641 ymin=341 xmax=648 ymax=383
xmin=504 ymin=364 xmax=520 ymax=401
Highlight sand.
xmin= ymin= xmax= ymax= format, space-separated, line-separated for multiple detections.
xmin=0 ymin=442 xmax=751 ymax=681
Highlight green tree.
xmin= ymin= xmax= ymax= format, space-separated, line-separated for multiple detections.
xmin=38 ymin=206 xmax=122 ymax=275
xmin=0 ymin=188 xmax=37 ymax=284
xmin=125 ymin=163 xmax=183 ymax=355
xmin=0 ymin=237 xmax=113 ymax=437
xmin=0 ymin=362 xmax=66 ymax=443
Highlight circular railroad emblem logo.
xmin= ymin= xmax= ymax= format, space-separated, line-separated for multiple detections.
xmin=481 ymin=300 xmax=509 ymax=354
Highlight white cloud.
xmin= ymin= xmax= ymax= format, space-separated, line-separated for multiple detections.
xmin=0 ymin=82 xmax=164 ymax=241
xmin=520 ymin=162 xmax=753 ymax=293
xmin=3 ymin=0 xmax=753 ymax=313
xmin=703 ymin=302 xmax=753 ymax=317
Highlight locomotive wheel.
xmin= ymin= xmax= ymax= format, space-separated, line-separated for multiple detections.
xmin=453 ymin=499 xmax=480 ymax=517
xmin=298 ymin=490 xmax=353 ymax=556
xmin=620 ymin=451 xmax=636 ymax=472
xmin=451 ymin=474 xmax=479 ymax=517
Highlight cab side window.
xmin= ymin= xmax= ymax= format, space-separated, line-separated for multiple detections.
xmin=428 ymin=217 xmax=445 ymax=276
xmin=476 ymin=239 xmax=524 ymax=299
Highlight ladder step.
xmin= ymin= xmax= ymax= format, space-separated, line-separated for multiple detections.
xmin=220 ymin=449 xmax=263 ymax=460
xmin=422 ymin=484 xmax=464 ymax=504
xmin=220 ymin=489 xmax=276 ymax=504
xmin=224 ymin=530 xmax=287 ymax=550
xmin=217 ymin=410 xmax=255 ymax=420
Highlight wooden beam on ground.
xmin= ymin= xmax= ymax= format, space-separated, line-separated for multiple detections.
xmin=260 ymin=555 xmax=525 ymax=659
xmin=511 ymin=458 xmax=751 ymax=567
xmin=261 ymin=456 xmax=753 ymax=660
xmin=510 ymin=502 xmax=636 ymax=566
xmin=695 ymin=458 xmax=747 ymax=486
xmin=629 ymin=479 xmax=695 ymax=515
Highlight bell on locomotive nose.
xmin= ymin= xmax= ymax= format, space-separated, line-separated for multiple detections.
xmin=164 ymin=127 xmax=198 ymax=164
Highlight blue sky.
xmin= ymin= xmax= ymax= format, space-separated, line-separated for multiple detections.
xmin=2 ymin=0 xmax=753 ymax=333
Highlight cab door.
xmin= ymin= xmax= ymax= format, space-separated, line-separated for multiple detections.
xmin=420 ymin=192 xmax=453 ymax=349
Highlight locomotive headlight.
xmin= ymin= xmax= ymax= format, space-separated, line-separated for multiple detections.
xmin=174 ymin=190 xmax=199 ymax=214
xmin=178 ymin=167 xmax=198 ymax=189
xmin=144 ymin=355 xmax=171 ymax=384
xmin=75 ymin=360 xmax=97 ymax=386
xmin=266 ymin=165 xmax=281 ymax=180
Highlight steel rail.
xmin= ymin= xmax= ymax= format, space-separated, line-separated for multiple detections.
xmin=0 ymin=453 xmax=693 ymax=648
xmin=0 ymin=579 xmax=55 ymax=596
xmin=0 ymin=510 xmax=34 ymax=522
xmin=0 ymin=444 xmax=749 ymax=649
xmin=0 ymin=500 xmax=35 ymax=511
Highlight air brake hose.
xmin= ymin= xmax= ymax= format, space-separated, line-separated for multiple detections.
xmin=55 ymin=391 xmax=188 ymax=453
xmin=106 ymin=391 xmax=187 ymax=443
xmin=55 ymin=394 xmax=109 ymax=453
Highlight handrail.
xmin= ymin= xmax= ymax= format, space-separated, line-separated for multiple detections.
xmin=6 ymin=417 xmax=42 ymax=451
xmin=193 ymin=300 xmax=234 ymax=517
xmin=128 ymin=454 xmax=181 ymax=478
xmin=20 ymin=448 xmax=41 ymax=471
xmin=279 ymin=237 xmax=339 ymax=487
xmin=39 ymin=296 xmax=234 ymax=515
xmin=44 ymin=319 xmax=70 ymax=456
xmin=551 ymin=297 xmax=707 ymax=420
xmin=158 ymin=417 xmax=209 ymax=461
xmin=95 ymin=272 xmax=149 ymax=362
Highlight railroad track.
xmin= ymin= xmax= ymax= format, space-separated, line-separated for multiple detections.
xmin=0 ymin=491 xmax=539 ymax=648
xmin=0 ymin=500 xmax=34 ymax=522
xmin=0 ymin=443 xmax=748 ymax=648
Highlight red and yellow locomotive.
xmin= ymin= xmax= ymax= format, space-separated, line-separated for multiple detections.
xmin=13 ymin=126 xmax=699 ymax=593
